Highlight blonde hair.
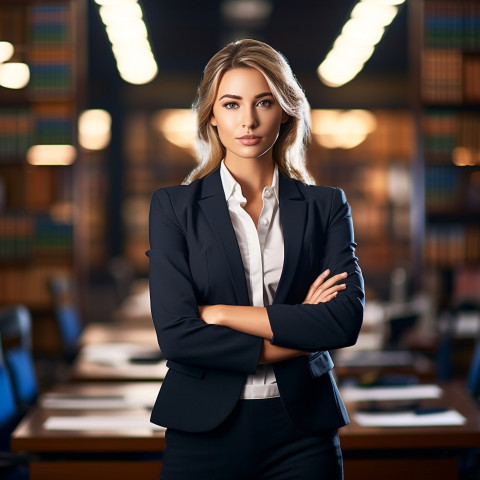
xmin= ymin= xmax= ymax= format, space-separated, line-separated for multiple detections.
xmin=184 ymin=39 xmax=314 ymax=185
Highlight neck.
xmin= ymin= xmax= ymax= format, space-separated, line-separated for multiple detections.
xmin=224 ymin=157 xmax=275 ymax=199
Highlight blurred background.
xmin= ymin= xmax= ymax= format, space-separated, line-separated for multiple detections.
xmin=0 ymin=0 xmax=479 ymax=385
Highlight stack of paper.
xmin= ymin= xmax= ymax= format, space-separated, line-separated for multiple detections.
xmin=354 ymin=410 xmax=466 ymax=427
xmin=341 ymin=384 xmax=443 ymax=402
xmin=44 ymin=415 xmax=165 ymax=431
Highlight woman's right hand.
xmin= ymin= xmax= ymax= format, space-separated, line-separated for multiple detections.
xmin=302 ymin=269 xmax=347 ymax=305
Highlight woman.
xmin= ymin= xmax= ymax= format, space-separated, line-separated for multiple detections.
xmin=148 ymin=39 xmax=364 ymax=479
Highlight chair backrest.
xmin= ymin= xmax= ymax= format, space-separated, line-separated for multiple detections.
xmin=0 ymin=305 xmax=32 ymax=351
xmin=54 ymin=304 xmax=82 ymax=356
xmin=0 ymin=305 xmax=38 ymax=406
xmin=0 ymin=333 xmax=19 ymax=450
xmin=0 ymin=335 xmax=17 ymax=425
xmin=49 ymin=275 xmax=83 ymax=358
xmin=467 ymin=342 xmax=480 ymax=399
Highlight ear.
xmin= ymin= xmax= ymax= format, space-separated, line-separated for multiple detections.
xmin=210 ymin=114 xmax=217 ymax=127
xmin=281 ymin=111 xmax=289 ymax=124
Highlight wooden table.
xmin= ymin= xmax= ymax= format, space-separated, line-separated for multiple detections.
xmin=11 ymin=383 xmax=164 ymax=480
xmin=334 ymin=349 xmax=437 ymax=383
xmin=79 ymin=323 xmax=157 ymax=348
xmin=11 ymin=383 xmax=480 ymax=480
xmin=70 ymin=322 xmax=164 ymax=382
xmin=69 ymin=342 xmax=167 ymax=382
xmin=340 ymin=383 xmax=480 ymax=479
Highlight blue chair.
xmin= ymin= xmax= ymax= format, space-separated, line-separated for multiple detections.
xmin=0 ymin=336 xmax=17 ymax=451
xmin=467 ymin=342 xmax=480 ymax=400
xmin=0 ymin=333 xmax=30 ymax=480
xmin=0 ymin=305 xmax=38 ymax=408
xmin=49 ymin=275 xmax=83 ymax=360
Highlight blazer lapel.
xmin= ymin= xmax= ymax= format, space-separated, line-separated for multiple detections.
xmin=198 ymin=169 xmax=250 ymax=305
xmin=274 ymin=174 xmax=308 ymax=304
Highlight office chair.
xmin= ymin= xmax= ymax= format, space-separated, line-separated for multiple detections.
xmin=467 ymin=342 xmax=480 ymax=400
xmin=437 ymin=300 xmax=480 ymax=381
xmin=0 ymin=335 xmax=17 ymax=451
xmin=0 ymin=305 xmax=38 ymax=408
xmin=49 ymin=275 xmax=83 ymax=360
xmin=0 ymin=333 xmax=30 ymax=480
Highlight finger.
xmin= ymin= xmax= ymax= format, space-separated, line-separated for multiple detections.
xmin=303 ymin=269 xmax=330 ymax=303
xmin=318 ymin=291 xmax=339 ymax=303
xmin=319 ymin=272 xmax=348 ymax=291
xmin=313 ymin=269 xmax=330 ymax=288
xmin=308 ymin=269 xmax=330 ymax=295
xmin=310 ymin=283 xmax=346 ymax=304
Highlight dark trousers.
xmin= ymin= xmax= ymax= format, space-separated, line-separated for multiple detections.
xmin=159 ymin=397 xmax=343 ymax=480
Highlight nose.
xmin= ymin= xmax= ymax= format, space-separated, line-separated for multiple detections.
xmin=242 ymin=107 xmax=258 ymax=130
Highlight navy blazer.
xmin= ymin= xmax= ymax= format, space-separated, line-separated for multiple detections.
xmin=147 ymin=167 xmax=364 ymax=433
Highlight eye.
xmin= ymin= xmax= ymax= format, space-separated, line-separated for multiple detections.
xmin=257 ymin=99 xmax=273 ymax=108
xmin=223 ymin=101 xmax=239 ymax=109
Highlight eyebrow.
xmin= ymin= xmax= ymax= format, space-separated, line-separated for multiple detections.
xmin=218 ymin=92 xmax=274 ymax=101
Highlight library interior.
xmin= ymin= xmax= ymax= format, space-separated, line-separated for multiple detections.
xmin=0 ymin=0 xmax=480 ymax=479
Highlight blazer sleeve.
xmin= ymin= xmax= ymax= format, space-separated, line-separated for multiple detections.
xmin=266 ymin=188 xmax=364 ymax=351
xmin=147 ymin=188 xmax=262 ymax=374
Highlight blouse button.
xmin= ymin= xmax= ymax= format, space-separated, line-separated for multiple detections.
xmin=261 ymin=218 xmax=269 ymax=226
xmin=264 ymin=189 xmax=271 ymax=198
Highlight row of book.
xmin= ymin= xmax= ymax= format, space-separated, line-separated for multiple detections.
xmin=0 ymin=213 xmax=73 ymax=261
xmin=29 ymin=4 xmax=70 ymax=44
xmin=423 ymin=110 xmax=480 ymax=162
xmin=27 ymin=4 xmax=73 ymax=98
xmin=0 ymin=109 xmax=34 ymax=160
xmin=425 ymin=224 xmax=480 ymax=267
xmin=425 ymin=165 xmax=480 ymax=212
xmin=33 ymin=102 xmax=74 ymax=145
xmin=0 ymin=106 xmax=73 ymax=161
xmin=423 ymin=109 xmax=457 ymax=158
xmin=421 ymin=49 xmax=480 ymax=104
xmin=425 ymin=164 xmax=461 ymax=210
xmin=0 ymin=264 xmax=72 ymax=308
xmin=424 ymin=0 xmax=480 ymax=49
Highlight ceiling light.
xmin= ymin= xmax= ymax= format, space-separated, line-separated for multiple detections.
xmin=94 ymin=0 xmax=138 ymax=5
xmin=317 ymin=0 xmax=403 ymax=87
xmin=361 ymin=0 xmax=405 ymax=5
xmin=27 ymin=145 xmax=76 ymax=165
xmin=311 ymin=109 xmax=377 ymax=149
xmin=99 ymin=3 xmax=143 ymax=24
xmin=221 ymin=0 xmax=273 ymax=23
xmin=153 ymin=109 xmax=197 ymax=150
xmin=95 ymin=0 xmax=157 ymax=85
xmin=0 ymin=42 xmax=14 ymax=63
xmin=341 ymin=19 xmax=385 ymax=46
xmin=78 ymin=109 xmax=112 ymax=150
xmin=351 ymin=2 xmax=398 ymax=27
xmin=0 ymin=62 xmax=30 ymax=89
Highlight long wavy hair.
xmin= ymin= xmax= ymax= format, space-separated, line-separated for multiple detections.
xmin=183 ymin=39 xmax=314 ymax=185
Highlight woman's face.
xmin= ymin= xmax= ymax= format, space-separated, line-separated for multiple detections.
xmin=210 ymin=67 xmax=287 ymax=164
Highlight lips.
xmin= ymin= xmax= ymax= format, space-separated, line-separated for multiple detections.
xmin=237 ymin=135 xmax=262 ymax=146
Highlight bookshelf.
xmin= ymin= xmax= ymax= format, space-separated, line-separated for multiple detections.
xmin=0 ymin=0 xmax=85 ymax=311
xmin=418 ymin=0 xmax=480 ymax=308
xmin=308 ymin=110 xmax=413 ymax=300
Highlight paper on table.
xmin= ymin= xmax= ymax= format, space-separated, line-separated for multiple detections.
xmin=335 ymin=350 xmax=415 ymax=367
xmin=341 ymin=384 xmax=443 ymax=402
xmin=44 ymin=415 xmax=165 ymax=431
xmin=81 ymin=343 xmax=161 ymax=366
xmin=40 ymin=395 xmax=155 ymax=410
xmin=354 ymin=409 xmax=466 ymax=427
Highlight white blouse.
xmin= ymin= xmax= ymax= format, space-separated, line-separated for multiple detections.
xmin=220 ymin=161 xmax=284 ymax=399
